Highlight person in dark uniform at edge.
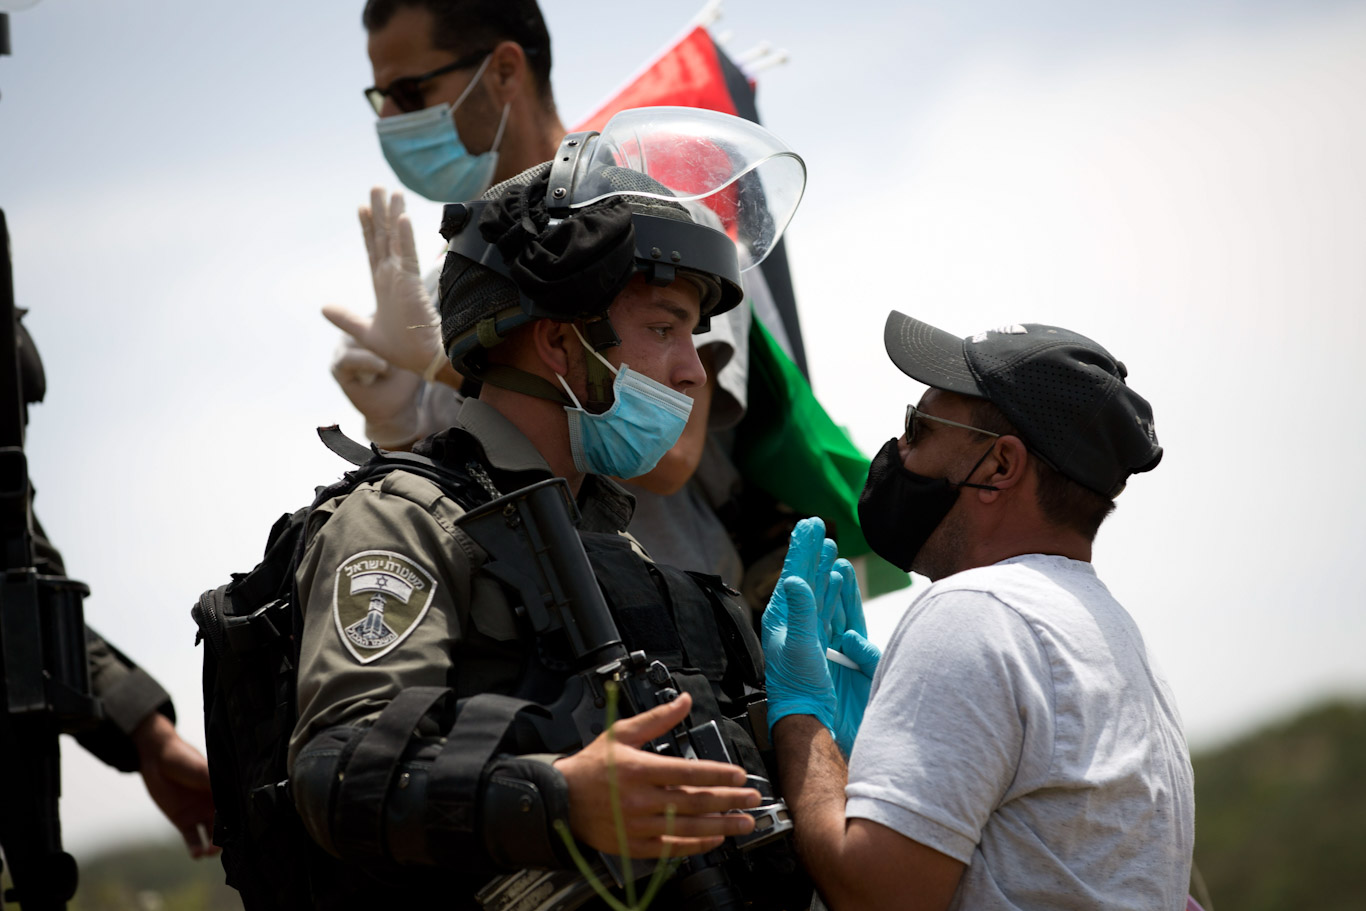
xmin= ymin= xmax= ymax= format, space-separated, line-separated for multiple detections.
xmin=8 ymin=320 xmax=216 ymax=858
xmin=287 ymin=121 xmax=810 ymax=908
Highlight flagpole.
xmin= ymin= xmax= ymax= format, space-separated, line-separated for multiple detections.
xmin=691 ymin=0 xmax=724 ymax=29
xmin=740 ymin=51 xmax=789 ymax=76
xmin=731 ymin=41 xmax=772 ymax=66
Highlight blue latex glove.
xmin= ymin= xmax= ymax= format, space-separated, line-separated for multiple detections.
xmin=762 ymin=576 xmax=836 ymax=736
xmin=827 ymin=559 xmax=881 ymax=756
xmin=807 ymin=543 xmax=881 ymax=755
xmin=776 ymin=517 xmax=826 ymax=599
xmin=764 ymin=517 xmax=836 ymax=652
xmin=811 ymin=534 xmax=840 ymax=647
xmin=780 ymin=517 xmax=840 ymax=650
xmin=761 ymin=518 xmax=838 ymax=736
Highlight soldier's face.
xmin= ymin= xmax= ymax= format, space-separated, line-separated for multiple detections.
xmin=597 ymin=275 xmax=707 ymax=394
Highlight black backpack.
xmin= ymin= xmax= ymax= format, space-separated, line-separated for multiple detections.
xmin=191 ymin=427 xmax=485 ymax=908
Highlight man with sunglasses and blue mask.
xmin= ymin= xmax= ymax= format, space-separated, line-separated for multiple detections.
xmin=324 ymin=1 xmax=761 ymax=600
xmin=288 ymin=110 xmax=813 ymax=909
xmin=324 ymin=0 xmax=566 ymax=449
xmin=364 ymin=0 xmax=564 ymax=204
xmin=761 ymin=314 xmax=1195 ymax=909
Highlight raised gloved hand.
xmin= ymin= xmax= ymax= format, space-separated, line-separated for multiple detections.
xmin=329 ymin=335 xmax=422 ymax=448
xmin=826 ymin=559 xmax=881 ymax=756
xmin=764 ymin=518 xmax=882 ymax=754
xmin=761 ymin=518 xmax=839 ymax=736
xmin=322 ymin=187 xmax=444 ymax=379
xmin=762 ymin=576 xmax=838 ymax=736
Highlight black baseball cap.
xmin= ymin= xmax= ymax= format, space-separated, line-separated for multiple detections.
xmin=883 ymin=311 xmax=1162 ymax=497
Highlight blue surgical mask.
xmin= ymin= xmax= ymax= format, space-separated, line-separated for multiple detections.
xmin=556 ymin=328 xmax=694 ymax=479
xmin=375 ymin=55 xmax=510 ymax=202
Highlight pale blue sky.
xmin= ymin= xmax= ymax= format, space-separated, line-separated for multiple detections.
xmin=2 ymin=0 xmax=1364 ymax=853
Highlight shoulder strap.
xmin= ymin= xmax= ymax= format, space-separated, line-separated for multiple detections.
xmin=317 ymin=424 xmax=374 ymax=466
xmin=310 ymin=428 xmax=493 ymax=514
xmin=688 ymin=571 xmax=766 ymax=690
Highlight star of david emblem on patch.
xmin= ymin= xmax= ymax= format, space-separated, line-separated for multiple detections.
xmin=332 ymin=550 xmax=439 ymax=664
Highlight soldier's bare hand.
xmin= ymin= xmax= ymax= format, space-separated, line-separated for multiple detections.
xmin=133 ymin=713 xmax=219 ymax=858
xmin=556 ymin=692 xmax=760 ymax=857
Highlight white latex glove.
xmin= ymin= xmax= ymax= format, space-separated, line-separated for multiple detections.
xmin=329 ymin=335 xmax=423 ymax=448
xmin=322 ymin=187 xmax=444 ymax=378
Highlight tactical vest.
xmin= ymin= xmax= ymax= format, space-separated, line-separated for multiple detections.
xmin=412 ymin=428 xmax=772 ymax=772
xmin=531 ymin=532 xmax=767 ymax=770
xmin=294 ymin=430 xmax=806 ymax=909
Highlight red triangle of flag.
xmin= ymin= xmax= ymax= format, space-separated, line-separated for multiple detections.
xmin=572 ymin=26 xmax=748 ymax=132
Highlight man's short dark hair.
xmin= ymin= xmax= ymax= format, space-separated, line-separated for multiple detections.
xmin=967 ymin=399 xmax=1117 ymax=541
xmin=363 ymin=0 xmax=554 ymax=106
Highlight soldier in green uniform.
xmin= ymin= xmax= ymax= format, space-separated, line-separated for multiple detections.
xmin=287 ymin=109 xmax=809 ymax=907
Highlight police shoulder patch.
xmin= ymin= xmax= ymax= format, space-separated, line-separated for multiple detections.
xmin=332 ymin=550 xmax=440 ymax=664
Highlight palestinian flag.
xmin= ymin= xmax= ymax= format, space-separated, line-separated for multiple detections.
xmin=574 ymin=25 xmax=909 ymax=596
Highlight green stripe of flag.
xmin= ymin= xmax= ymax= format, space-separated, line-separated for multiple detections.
xmin=737 ymin=317 xmax=911 ymax=598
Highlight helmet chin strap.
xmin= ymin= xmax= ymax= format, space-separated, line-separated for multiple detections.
xmin=456 ymin=316 xmax=622 ymax=412
xmin=461 ymin=348 xmax=572 ymax=406
xmin=574 ymin=318 xmax=620 ymax=412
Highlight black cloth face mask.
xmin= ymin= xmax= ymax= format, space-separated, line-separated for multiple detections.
xmin=857 ymin=438 xmax=998 ymax=573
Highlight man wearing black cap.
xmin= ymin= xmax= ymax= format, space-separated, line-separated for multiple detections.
xmin=762 ymin=313 xmax=1193 ymax=909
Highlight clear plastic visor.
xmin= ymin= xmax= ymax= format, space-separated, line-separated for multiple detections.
xmin=565 ymin=107 xmax=806 ymax=271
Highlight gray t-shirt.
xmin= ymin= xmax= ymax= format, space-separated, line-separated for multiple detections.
xmin=845 ymin=554 xmax=1194 ymax=910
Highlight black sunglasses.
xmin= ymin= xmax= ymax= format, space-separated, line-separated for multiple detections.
xmin=904 ymin=403 xmax=1002 ymax=445
xmin=364 ymin=48 xmax=491 ymax=115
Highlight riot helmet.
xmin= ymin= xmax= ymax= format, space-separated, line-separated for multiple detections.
xmin=436 ymin=106 xmax=804 ymax=406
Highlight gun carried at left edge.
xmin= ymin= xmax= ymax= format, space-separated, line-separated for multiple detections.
xmin=0 ymin=208 xmax=102 ymax=911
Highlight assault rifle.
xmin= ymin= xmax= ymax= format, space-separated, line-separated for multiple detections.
xmin=457 ymin=478 xmax=792 ymax=911
xmin=0 ymin=209 xmax=101 ymax=910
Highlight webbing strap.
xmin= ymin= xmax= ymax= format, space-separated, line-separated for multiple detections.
xmin=333 ymin=686 xmax=450 ymax=859
xmin=689 ymin=571 xmax=766 ymax=689
xmin=466 ymin=360 xmax=573 ymax=406
xmin=426 ymin=693 xmax=544 ymax=839
xmin=316 ymin=424 xmax=375 ymax=466
xmin=582 ymin=336 xmax=615 ymax=410
xmin=476 ymin=316 xmax=502 ymax=350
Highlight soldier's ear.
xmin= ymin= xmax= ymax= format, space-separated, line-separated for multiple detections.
xmin=530 ymin=318 xmax=574 ymax=378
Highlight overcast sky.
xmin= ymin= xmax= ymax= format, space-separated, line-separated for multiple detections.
xmin=1 ymin=0 xmax=1363 ymax=855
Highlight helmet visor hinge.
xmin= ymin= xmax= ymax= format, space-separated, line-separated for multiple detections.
xmin=439 ymin=203 xmax=471 ymax=240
